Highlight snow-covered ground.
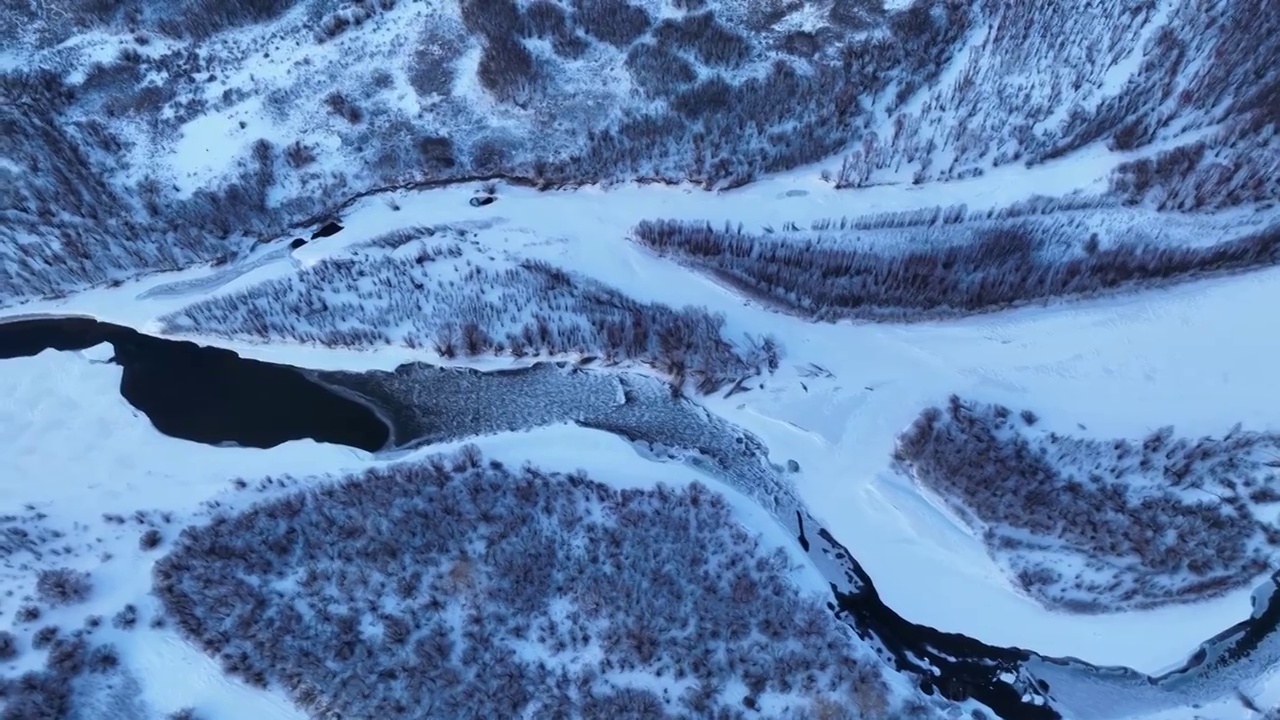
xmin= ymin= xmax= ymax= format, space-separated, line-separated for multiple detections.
xmin=2 ymin=160 xmax=1278 ymax=717
xmin=5 ymin=0 xmax=1279 ymax=714
xmin=0 ymin=345 xmax=862 ymax=718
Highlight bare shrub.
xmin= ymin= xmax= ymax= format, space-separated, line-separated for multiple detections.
xmin=416 ymin=136 xmax=457 ymax=171
xmin=671 ymin=76 xmax=734 ymax=120
xmin=283 ymin=141 xmax=317 ymax=170
xmin=850 ymin=662 xmax=891 ymax=715
xmin=408 ymin=25 xmax=464 ymax=97
xmin=0 ymin=630 xmax=18 ymax=660
xmin=156 ymin=0 xmax=304 ymax=39
xmin=810 ymin=696 xmax=853 ymax=720
xmin=160 ymin=242 xmax=771 ymax=394
xmin=324 ymin=92 xmax=364 ymax=124
xmin=15 ymin=605 xmax=41 ymax=624
xmin=112 ymin=604 xmax=139 ymax=630
xmin=900 ymin=697 xmax=936 ymax=719
xmin=522 ymin=0 xmax=569 ymax=38
xmin=86 ymin=643 xmax=120 ymax=673
xmin=36 ymin=568 xmax=92 ymax=606
xmin=31 ymin=625 xmax=58 ymax=648
xmin=469 ymin=135 xmax=515 ymax=173
xmin=313 ymin=0 xmax=396 ymax=42
xmin=572 ymin=0 xmax=651 ymax=47
xmin=0 ymin=668 xmax=74 ymax=718
xmin=779 ymin=30 xmax=819 ymax=57
xmin=551 ymin=31 xmax=590 ymax=58
xmin=829 ymin=0 xmax=879 ymax=29
xmin=46 ymin=638 xmax=88 ymax=676
xmin=1112 ymin=138 xmax=1280 ymax=211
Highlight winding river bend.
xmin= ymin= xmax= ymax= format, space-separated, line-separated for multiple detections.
xmin=2 ymin=317 xmax=1277 ymax=720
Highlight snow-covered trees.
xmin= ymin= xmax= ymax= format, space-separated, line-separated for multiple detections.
xmin=0 ymin=0 xmax=977 ymax=310
xmin=894 ymin=397 xmax=1280 ymax=610
xmin=161 ymin=229 xmax=776 ymax=394
xmin=633 ymin=215 xmax=1280 ymax=321
xmin=152 ymin=447 xmax=915 ymax=718
xmin=5 ymin=0 xmax=1276 ymax=311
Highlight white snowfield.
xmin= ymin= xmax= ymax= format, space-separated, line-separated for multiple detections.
xmin=2 ymin=162 xmax=1279 ymax=719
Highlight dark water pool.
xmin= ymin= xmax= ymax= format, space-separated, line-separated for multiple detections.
xmin=0 ymin=317 xmax=389 ymax=451
xmin=3 ymin=317 xmax=1277 ymax=719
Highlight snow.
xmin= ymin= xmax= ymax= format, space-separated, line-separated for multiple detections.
xmin=3 ymin=162 xmax=1278 ymax=683
xmin=1 ymin=133 xmax=1278 ymax=716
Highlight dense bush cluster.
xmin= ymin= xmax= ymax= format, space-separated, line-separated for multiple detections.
xmin=0 ymin=511 xmax=64 ymax=560
xmin=835 ymin=0 xmax=1166 ymax=185
xmin=34 ymin=568 xmax=92 ymax=607
xmin=573 ymin=0 xmax=651 ymax=47
xmin=161 ymin=227 xmax=777 ymax=393
xmin=477 ymin=35 xmax=542 ymax=106
xmin=313 ymin=0 xmax=398 ymax=42
xmin=2 ymin=0 xmax=305 ymax=46
xmin=894 ymin=396 xmax=1280 ymax=611
xmin=625 ymin=41 xmax=697 ymax=97
xmin=1111 ymin=133 xmax=1280 ymax=211
xmin=418 ymin=0 xmax=970 ymax=187
xmin=651 ymin=11 xmax=750 ymax=69
xmin=632 ymin=216 xmax=1280 ymax=321
xmin=558 ymin=0 xmax=970 ymax=189
xmin=0 ymin=636 xmax=127 ymax=719
xmin=154 ymin=449 xmax=905 ymax=719
xmin=407 ymin=20 xmax=467 ymax=98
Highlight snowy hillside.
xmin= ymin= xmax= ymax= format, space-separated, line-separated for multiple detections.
xmin=3 ymin=0 xmax=1280 ymax=718
xmin=3 ymin=0 xmax=1277 ymax=307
